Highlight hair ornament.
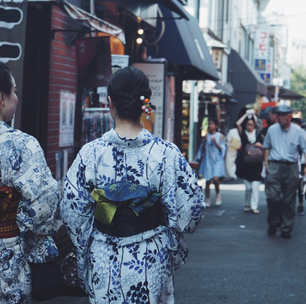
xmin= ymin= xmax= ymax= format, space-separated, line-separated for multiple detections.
xmin=140 ymin=96 xmax=152 ymax=119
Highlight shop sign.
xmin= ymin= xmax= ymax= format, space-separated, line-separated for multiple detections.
xmin=133 ymin=62 xmax=166 ymax=138
xmin=254 ymin=29 xmax=273 ymax=84
xmin=75 ymin=36 xmax=111 ymax=89
xmin=0 ymin=1 xmax=27 ymax=128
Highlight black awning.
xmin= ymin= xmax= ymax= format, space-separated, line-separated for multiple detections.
xmin=229 ymin=49 xmax=267 ymax=96
xmin=267 ymin=85 xmax=305 ymax=100
xmin=155 ymin=2 xmax=219 ymax=80
xmin=156 ymin=0 xmax=189 ymax=20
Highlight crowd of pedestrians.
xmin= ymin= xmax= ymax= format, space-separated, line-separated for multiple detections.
xmin=197 ymin=104 xmax=306 ymax=240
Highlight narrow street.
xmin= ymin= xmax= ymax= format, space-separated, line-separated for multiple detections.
xmin=175 ymin=179 xmax=306 ymax=304
xmin=40 ymin=179 xmax=306 ymax=304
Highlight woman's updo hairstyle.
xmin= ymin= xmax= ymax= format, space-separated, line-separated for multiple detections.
xmin=107 ymin=66 xmax=152 ymax=119
xmin=0 ymin=62 xmax=13 ymax=97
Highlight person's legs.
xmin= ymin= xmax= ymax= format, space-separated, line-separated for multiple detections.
xmin=213 ymin=177 xmax=222 ymax=205
xmin=250 ymin=181 xmax=261 ymax=213
xmin=205 ymin=180 xmax=211 ymax=207
xmin=265 ymin=162 xmax=282 ymax=234
xmin=280 ymin=163 xmax=299 ymax=237
xmin=244 ymin=179 xmax=251 ymax=211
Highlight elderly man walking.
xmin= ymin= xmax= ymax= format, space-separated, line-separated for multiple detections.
xmin=263 ymin=105 xmax=306 ymax=239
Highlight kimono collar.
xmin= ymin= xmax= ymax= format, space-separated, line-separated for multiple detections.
xmin=102 ymin=128 xmax=155 ymax=148
xmin=0 ymin=121 xmax=13 ymax=135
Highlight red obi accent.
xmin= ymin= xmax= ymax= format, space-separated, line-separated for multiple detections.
xmin=0 ymin=185 xmax=21 ymax=238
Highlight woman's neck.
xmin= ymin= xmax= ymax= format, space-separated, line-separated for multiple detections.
xmin=114 ymin=118 xmax=143 ymax=138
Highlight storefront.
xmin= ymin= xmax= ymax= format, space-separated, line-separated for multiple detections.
xmin=1 ymin=0 xmax=187 ymax=258
xmin=150 ymin=1 xmax=219 ymax=160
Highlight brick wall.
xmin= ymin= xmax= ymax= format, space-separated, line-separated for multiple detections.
xmin=47 ymin=6 xmax=77 ymax=175
xmin=49 ymin=6 xmax=78 ymax=259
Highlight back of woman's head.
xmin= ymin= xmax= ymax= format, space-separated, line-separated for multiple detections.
xmin=107 ymin=66 xmax=151 ymax=119
xmin=0 ymin=62 xmax=12 ymax=96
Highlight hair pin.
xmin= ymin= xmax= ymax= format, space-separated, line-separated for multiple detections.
xmin=140 ymin=96 xmax=152 ymax=119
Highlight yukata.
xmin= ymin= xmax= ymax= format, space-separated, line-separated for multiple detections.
xmin=60 ymin=128 xmax=205 ymax=304
xmin=0 ymin=122 xmax=62 ymax=304
xmin=198 ymin=132 xmax=226 ymax=181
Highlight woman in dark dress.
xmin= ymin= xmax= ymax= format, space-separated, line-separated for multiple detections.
xmin=236 ymin=111 xmax=264 ymax=214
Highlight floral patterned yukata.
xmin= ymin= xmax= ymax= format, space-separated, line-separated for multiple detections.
xmin=0 ymin=122 xmax=62 ymax=304
xmin=60 ymin=128 xmax=205 ymax=304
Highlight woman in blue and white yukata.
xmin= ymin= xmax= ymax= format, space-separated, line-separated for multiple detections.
xmin=60 ymin=66 xmax=205 ymax=304
xmin=0 ymin=62 xmax=62 ymax=303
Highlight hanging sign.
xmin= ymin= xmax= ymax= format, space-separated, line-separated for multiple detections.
xmin=0 ymin=1 xmax=27 ymax=127
xmin=75 ymin=36 xmax=111 ymax=89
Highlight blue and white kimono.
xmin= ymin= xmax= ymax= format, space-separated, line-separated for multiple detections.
xmin=60 ymin=128 xmax=205 ymax=304
xmin=0 ymin=122 xmax=62 ymax=304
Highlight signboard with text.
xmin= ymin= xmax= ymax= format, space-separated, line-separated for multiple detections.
xmin=0 ymin=1 xmax=27 ymax=128
xmin=133 ymin=62 xmax=166 ymax=138
xmin=254 ymin=29 xmax=273 ymax=84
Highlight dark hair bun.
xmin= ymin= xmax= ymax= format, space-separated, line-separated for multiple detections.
xmin=107 ymin=66 xmax=152 ymax=119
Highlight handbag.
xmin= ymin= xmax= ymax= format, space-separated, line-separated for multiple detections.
xmin=31 ymin=259 xmax=65 ymax=302
xmin=243 ymin=143 xmax=263 ymax=166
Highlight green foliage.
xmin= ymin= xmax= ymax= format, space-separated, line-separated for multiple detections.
xmin=290 ymin=66 xmax=306 ymax=118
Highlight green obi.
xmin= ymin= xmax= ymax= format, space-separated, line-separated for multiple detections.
xmin=92 ymin=181 xmax=162 ymax=227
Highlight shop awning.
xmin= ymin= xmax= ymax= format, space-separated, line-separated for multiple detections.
xmin=156 ymin=2 xmax=219 ymax=80
xmin=200 ymin=80 xmax=232 ymax=97
xmin=28 ymin=0 xmax=126 ymax=44
xmin=267 ymin=85 xmax=305 ymax=100
xmin=229 ymin=49 xmax=267 ymax=96
xmin=136 ymin=0 xmax=189 ymax=20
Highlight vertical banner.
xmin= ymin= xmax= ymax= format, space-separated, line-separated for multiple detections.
xmin=59 ymin=91 xmax=76 ymax=147
xmin=0 ymin=1 xmax=28 ymax=128
xmin=254 ymin=29 xmax=271 ymax=84
xmin=75 ymin=36 xmax=112 ymax=89
xmin=133 ymin=62 xmax=166 ymax=138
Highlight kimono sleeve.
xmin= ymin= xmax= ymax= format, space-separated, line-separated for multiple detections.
xmin=60 ymin=147 xmax=96 ymax=251
xmin=161 ymin=145 xmax=205 ymax=234
xmin=11 ymin=135 xmax=62 ymax=236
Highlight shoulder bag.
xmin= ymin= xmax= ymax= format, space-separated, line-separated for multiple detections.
xmin=243 ymin=143 xmax=263 ymax=166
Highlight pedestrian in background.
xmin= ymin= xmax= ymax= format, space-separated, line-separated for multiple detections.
xmin=257 ymin=106 xmax=278 ymax=179
xmin=198 ymin=118 xmax=226 ymax=207
xmin=60 ymin=66 xmax=205 ymax=303
xmin=236 ymin=110 xmax=263 ymax=214
xmin=0 ymin=62 xmax=62 ymax=303
xmin=264 ymin=105 xmax=306 ymax=239
xmin=291 ymin=117 xmax=305 ymax=215
xmin=224 ymin=124 xmax=241 ymax=180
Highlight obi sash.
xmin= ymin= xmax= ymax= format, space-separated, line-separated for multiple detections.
xmin=0 ymin=185 xmax=21 ymax=238
xmin=92 ymin=182 xmax=163 ymax=237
